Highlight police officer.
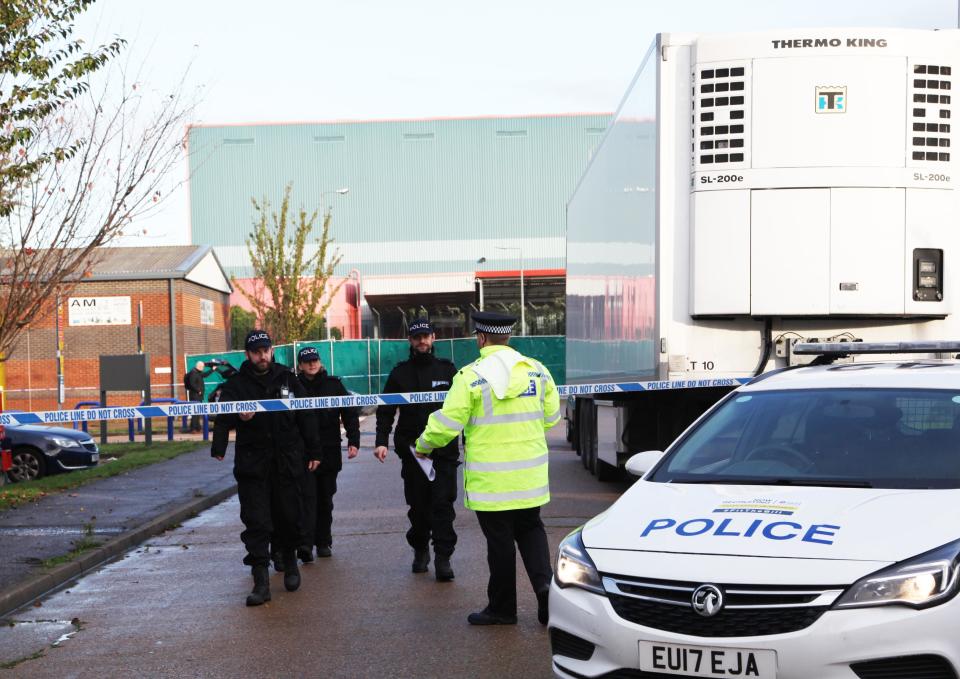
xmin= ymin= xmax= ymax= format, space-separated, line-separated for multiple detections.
xmin=415 ymin=312 xmax=561 ymax=625
xmin=374 ymin=318 xmax=459 ymax=581
xmin=296 ymin=346 xmax=360 ymax=560
xmin=211 ymin=330 xmax=322 ymax=606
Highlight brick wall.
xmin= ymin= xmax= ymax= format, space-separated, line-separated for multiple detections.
xmin=3 ymin=278 xmax=229 ymax=413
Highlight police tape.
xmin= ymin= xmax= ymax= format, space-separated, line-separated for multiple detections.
xmin=0 ymin=377 xmax=753 ymax=427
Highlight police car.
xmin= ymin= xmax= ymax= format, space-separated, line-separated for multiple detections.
xmin=550 ymin=342 xmax=960 ymax=679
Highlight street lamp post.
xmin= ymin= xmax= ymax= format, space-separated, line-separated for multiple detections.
xmin=321 ymin=187 xmax=350 ymax=211
xmin=475 ymin=257 xmax=487 ymax=312
xmin=348 ymin=267 xmax=362 ymax=339
xmin=494 ymin=246 xmax=525 ymax=335
xmin=319 ymin=187 xmax=349 ymax=341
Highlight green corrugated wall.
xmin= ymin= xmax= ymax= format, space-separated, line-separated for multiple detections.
xmin=187 ymin=336 xmax=565 ymax=399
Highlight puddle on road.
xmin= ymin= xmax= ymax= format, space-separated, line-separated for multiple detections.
xmin=0 ymin=618 xmax=82 ymax=668
xmin=0 ymin=526 xmax=125 ymax=537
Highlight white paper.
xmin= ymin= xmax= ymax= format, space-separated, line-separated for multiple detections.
xmin=411 ymin=447 xmax=436 ymax=481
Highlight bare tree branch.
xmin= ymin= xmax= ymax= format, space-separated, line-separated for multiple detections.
xmin=0 ymin=50 xmax=196 ymax=359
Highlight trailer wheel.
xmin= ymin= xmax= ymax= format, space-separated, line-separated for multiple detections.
xmin=584 ymin=401 xmax=597 ymax=476
xmin=596 ymin=459 xmax=619 ymax=482
xmin=580 ymin=423 xmax=591 ymax=470
xmin=579 ymin=399 xmax=595 ymax=471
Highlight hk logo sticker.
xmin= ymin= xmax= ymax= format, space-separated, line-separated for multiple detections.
xmin=816 ymin=85 xmax=846 ymax=113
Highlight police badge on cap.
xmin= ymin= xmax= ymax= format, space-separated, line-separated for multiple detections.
xmin=407 ymin=318 xmax=434 ymax=336
xmin=297 ymin=346 xmax=320 ymax=363
xmin=245 ymin=330 xmax=272 ymax=350
xmin=471 ymin=311 xmax=516 ymax=335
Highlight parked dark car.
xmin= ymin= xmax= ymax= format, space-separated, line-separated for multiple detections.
xmin=3 ymin=423 xmax=99 ymax=482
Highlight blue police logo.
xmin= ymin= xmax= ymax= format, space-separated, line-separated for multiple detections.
xmin=519 ymin=379 xmax=537 ymax=397
xmin=640 ymin=516 xmax=841 ymax=545
xmin=816 ymin=85 xmax=846 ymax=113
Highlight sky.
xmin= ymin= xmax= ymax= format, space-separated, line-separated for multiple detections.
xmin=73 ymin=0 xmax=959 ymax=246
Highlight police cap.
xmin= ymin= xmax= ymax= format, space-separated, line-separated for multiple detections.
xmin=245 ymin=330 xmax=272 ymax=350
xmin=297 ymin=346 xmax=321 ymax=363
xmin=407 ymin=318 xmax=434 ymax=336
xmin=471 ymin=311 xmax=516 ymax=335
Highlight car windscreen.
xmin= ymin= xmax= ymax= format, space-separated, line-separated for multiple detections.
xmin=649 ymin=388 xmax=960 ymax=489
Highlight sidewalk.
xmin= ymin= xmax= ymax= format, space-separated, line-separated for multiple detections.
xmin=0 ymin=443 xmax=237 ymax=616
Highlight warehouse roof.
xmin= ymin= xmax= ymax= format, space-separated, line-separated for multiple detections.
xmin=85 ymin=245 xmax=232 ymax=293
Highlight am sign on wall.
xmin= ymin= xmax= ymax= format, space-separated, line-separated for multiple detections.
xmin=68 ymin=296 xmax=132 ymax=326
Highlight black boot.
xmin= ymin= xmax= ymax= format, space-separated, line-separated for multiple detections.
xmin=435 ymin=555 xmax=454 ymax=582
xmin=271 ymin=549 xmax=284 ymax=572
xmin=246 ymin=565 xmax=271 ymax=607
xmin=297 ymin=545 xmax=314 ymax=563
xmin=467 ymin=608 xmax=517 ymax=625
xmin=283 ymin=551 xmax=301 ymax=592
xmin=412 ymin=549 xmax=430 ymax=573
xmin=536 ymin=588 xmax=550 ymax=625
xmin=315 ymin=544 xmax=332 ymax=558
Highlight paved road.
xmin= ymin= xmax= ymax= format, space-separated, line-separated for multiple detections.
xmin=0 ymin=443 xmax=234 ymax=593
xmin=0 ymin=421 xmax=630 ymax=678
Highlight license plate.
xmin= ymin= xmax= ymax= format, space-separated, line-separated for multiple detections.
xmin=91 ymin=453 xmax=99 ymax=463
xmin=640 ymin=641 xmax=777 ymax=678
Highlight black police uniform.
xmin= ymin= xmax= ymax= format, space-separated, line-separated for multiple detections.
xmin=211 ymin=360 xmax=321 ymax=568
xmin=376 ymin=343 xmax=459 ymax=563
xmin=297 ymin=367 xmax=360 ymax=552
xmin=183 ymin=364 xmax=213 ymax=432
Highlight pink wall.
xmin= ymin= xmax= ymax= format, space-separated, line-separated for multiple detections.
xmin=230 ymin=277 xmax=360 ymax=339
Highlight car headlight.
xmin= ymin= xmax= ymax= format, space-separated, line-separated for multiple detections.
xmin=834 ymin=538 xmax=960 ymax=610
xmin=49 ymin=437 xmax=83 ymax=450
xmin=555 ymin=528 xmax=605 ymax=594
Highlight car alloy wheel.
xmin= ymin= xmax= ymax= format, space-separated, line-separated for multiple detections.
xmin=10 ymin=448 xmax=43 ymax=482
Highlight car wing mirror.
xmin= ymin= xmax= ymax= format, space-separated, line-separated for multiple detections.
xmin=625 ymin=450 xmax=665 ymax=477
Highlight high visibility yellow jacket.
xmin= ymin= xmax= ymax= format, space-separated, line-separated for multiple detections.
xmin=416 ymin=345 xmax=561 ymax=511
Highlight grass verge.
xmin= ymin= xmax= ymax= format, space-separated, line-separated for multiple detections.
xmin=0 ymin=441 xmax=203 ymax=512
xmin=40 ymin=523 xmax=102 ymax=569
xmin=0 ymin=648 xmax=45 ymax=670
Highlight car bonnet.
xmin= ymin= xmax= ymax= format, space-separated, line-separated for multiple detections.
xmin=581 ymin=481 xmax=960 ymax=563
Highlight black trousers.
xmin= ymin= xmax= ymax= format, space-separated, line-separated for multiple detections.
xmin=301 ymin=468 xmax=339 ymax=548
xmin=187 ymin=393 xmax=202 ymax=431
xmin=399 ymin=453 xmax=458 ymax=558
xmin=236 ymin=466 xmax=303 ymax=567
xmin=476 ymin=506 xmax=553 ymax=617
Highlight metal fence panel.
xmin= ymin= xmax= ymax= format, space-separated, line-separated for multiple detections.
xmin=188 ymin=336 xmax=565 ymax=396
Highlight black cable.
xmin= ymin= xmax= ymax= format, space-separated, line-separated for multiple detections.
xmin=753 ymin=318 xmax=773 ymax=376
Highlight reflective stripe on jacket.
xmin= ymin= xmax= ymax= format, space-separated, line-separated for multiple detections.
xmin=415 ymin=345 xmax=561 ymax=511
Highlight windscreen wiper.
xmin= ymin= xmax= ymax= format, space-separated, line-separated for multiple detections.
xmin=669 ymin=477 xmax=873 ymax=488
xmin=769 ymin=478 xmax=873 ymax=488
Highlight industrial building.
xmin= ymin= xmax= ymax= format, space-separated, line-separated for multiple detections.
xmin=187 ymin=113 xmax=609 ymax=338
xmin=3 ymin=246 xmax=232 ymax=412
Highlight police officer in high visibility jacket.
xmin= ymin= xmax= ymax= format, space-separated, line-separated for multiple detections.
xmin=415 ymin=311 xmax=561 ymax=625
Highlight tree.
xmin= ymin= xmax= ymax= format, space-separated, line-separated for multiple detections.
xmin=235 ymin=184 xmax=346 ymax=344
xmin=0 ymin=0 xmax=195 ymax=359
xmin=229 ymin=305 xmax=257 ymax=349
